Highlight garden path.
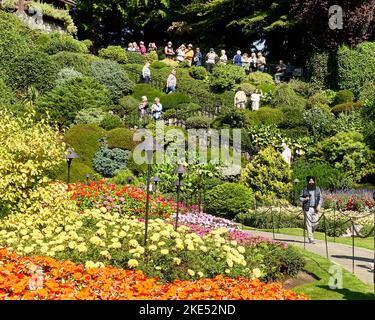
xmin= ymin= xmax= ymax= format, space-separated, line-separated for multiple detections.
xmin=245 ymin=230 xmax=374 ymax=286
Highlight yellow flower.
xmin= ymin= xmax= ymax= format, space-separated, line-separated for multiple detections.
xmin=230 ymin=240 xmax=238 ymax=246
xmin=127 ymin=259 xmax=139 ymax=268
xmin=157 ymin=241 xmax=166 ymax=247
xmin=155 ymin=266 xmax=162 ymax=270
xmin=100 ymin=207 xmax=107 ymax=213
xmin=160 ymin=249 xmax=169 ymax=255
xmin=252 ymin=268 xmax=262 ymax=278
xmin=176 ymin=244 xmax=184 ymax=250
xmin=77 ymin=244 xmax=87 ymax=253
xmin=24 ymin=246 xmax=34 ymax=254
xmin=150 ymin=234 xmax=160 ymax=242
xmin=90 ymin=236 xmax=102 ymax=246
xmin=148 ymin=245 xmax=157 ymax=251
xmin=198 ymin=271 xmax=204 ymax=278
xmin=54 ymin=245 xmax=65 ymax=252
xmin=111 ymin=237 xmax=119 ymax=243
xmin=225 ymin=269 xmax=231 ymax=274
xmin=200 ymin=246 xmax=208 ymax=252
xmin=173 ymin=257 xmax=181 ymax=265
xmin=68 ymin=241 xmax=77 ymax=249
xmin=95 ymin=262 xmax=105 ymax=268
xmin=226 ymin=258 xmax=233 ymax=268
xmin=187 ymin=244 xmax=195 ymax=251
xmin=85 ymin=261 xmax=96 ymax=269
xmin=237 ymin=246 xmax=246 ymax=254
xmin=129 ymin=239 xmax=139 ymax=248
xmin=99 ymin=250 xmax=111 ymax=259
xmin=111 ymin=242 xmax=122 ymax=249
xmin=96 ymin=228 xmax=107 ymax=238
xmin=40 ymin=246 xmax=48 ymax=253
xmin=187 ymin=269 xmax=195 ymax=277
xmin=137 ymin=246 xmax=145 ymax=254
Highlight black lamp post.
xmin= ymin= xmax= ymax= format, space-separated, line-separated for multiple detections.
xmin=66 ymin=148 xmax=79 ymax=191
xmin=127 ymin=176 xmax=133 ymax=185
xmin=174 ymin=164 xmax=187 ymax=231
xmin=84 ymin=173 xmax=91 ymax=185
xmin=151 ymin=176 xmax=162 ymax=193
xmin=144 ymin=137 xmax=162 ymax=245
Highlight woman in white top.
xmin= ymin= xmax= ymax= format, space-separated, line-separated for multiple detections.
xmin=241 ymin=53 xmax=251 ymax=75
xmin=176 ymin=45 xmax=186 ymax=63
xmin=281 ymin=142 xmax=292 ymax=165
xmin=249 ymin=52 xmax=258 ymax=72
xmin=219 ymin=50 xmax=228 ymax=65
xmin=205 ymin=48 xmax=217 ymax=73
xmin=251 ymin=89 xmax=263 ymax=111
xmin=151 ymin=97 xmax=163 ymax=120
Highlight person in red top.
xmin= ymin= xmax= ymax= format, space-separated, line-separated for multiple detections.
xmin=139 ymin=41 xmax=147 ymax=55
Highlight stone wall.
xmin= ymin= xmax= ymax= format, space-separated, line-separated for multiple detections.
xmin=17 ymin=9 xmax=67 ymax=34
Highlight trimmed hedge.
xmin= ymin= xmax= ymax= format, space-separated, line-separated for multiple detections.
xmin=247 ymin=72 xmax=274 ymax=86
xmin=99 ymin=45 xmax=128 ymax=64
xmin=37 ymin=33 xmax=88 ymax=55
xmin=50 ymin=51 xmax=99 ymax=75
xmin=331 ymin=102 xmax=363 ymax=115
xmin=126 ymin=51 xmax=146 ymax=65
xmin=106 ymin=128 xmax=137 ymax=151
xmin=244 ymin=107 xmax=285 ymax=127
xmin=185 ymin=115 xmax=212 ymax=129
xmin=209 ymin=64 xmax=246 ymax=92
xmin=100 ymin=114 xmax=124 ymax=130
xmin=159 ymin=92 xmax=190 ymax=110
xmin=334 ymin=90 xmax=354 ymax=105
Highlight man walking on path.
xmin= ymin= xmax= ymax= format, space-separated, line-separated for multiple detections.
xmin=300 ymin=176 xmax=323 ymax=244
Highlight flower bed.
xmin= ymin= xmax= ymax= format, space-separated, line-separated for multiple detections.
xmin=0 ymin=248 xmax=308 ymax=300
xmin=323 ymin=189 xmax=374 ymax=212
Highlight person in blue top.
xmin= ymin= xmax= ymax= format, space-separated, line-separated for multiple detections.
xmin=233 ymin=50 xmax=242 ymax=66
xmin=299 ymin=176 xmax=323 ymax=244
xmin=193 ymin=47 xmax=203 ymax=66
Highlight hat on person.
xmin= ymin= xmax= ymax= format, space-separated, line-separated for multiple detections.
xmin=188 ymin=44 xmax=193 ymax=48
xmin=306 ymin=176 xmax=316 ymax=183
xmin=237 ymin=50 xmax=241 ymax=55
xmin=210 ymin=48 xmax=214 ymax=51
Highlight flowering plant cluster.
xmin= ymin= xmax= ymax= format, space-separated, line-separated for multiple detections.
xmin=0 ymin=248 xmax=308 ymax=300
xmin=323 ymin=189 xmax=374 ymax=212
xmin=70 ymin=181 xmax=174 ymax=218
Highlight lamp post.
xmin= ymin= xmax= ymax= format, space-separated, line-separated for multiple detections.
xmin=174 ymin=164 xmax=187 ymax=231
xmin=143 ymin=137 xmax=162 ymax=245
xmin=66 ymin=148 xmax=79 ymax=191
xmin=84 ymin=173 xmax=91 ymax=185
xmin=293 ymin=178 xmax=300 ymax=205
xmin=151 ymin=176 xmax=162 ymax=194
xmin=127 ymin=176 xmax=133 ymax=185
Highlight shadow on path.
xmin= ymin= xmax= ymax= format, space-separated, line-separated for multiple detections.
xmin=316 ymin=286 xmax=375 ymax=300
xmin=331 ymin=255 xmax=374 ymax=263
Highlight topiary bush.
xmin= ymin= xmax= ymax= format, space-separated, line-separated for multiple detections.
xmin=89 ymin=59 xmax=134 ymax=101
xmin=6 ymin=50 xmax=59 ymax=93
xmin=279 ymin=106 xmax=305 ymax=129
xmin=106 ymin=128 xmax=136 ymax=151
xmin=189 ymin=66 xmax=208 ymax=80
xmin=37 ymin=33 xmax=88 ymax=55
xmin=271 ymin=83 xmax=306 ymax=109
xmin=306 ymin=51 xmax=337 ymax=88
xmin=114 ymin=95 xmax=140 ymax=118
xmin=334 ymin=90 xmax=355 ymax=105
xmin=209 ymin=65 xmax=246 ymax=92
xmin=240 ymin=146 xmax=292 ymax=203
xmin=151 ymin=61 xmax=169 ymax=69
xmin=331 ymin=102 xmax=363 ymax=115
xmin=159 ymin=92 xmax=190 ymax=110
xmin=92 ymin=143 xmax=131 ymax=177
xmin=237 ymin=82 xmax=256 ymax=96
xmin=185 ymin=116 xmax=212 ymax=129
xmin=145 ymin=51 xmax=158 ymax=63
xmin=287 ymin=79 xmax=322 ymax=98
xmin=359 ymin=82 xmax=375 ymax=104
xmin=55 ymin=67 xmax=83 ymax=86
xmin=100 ymin=114 xmax=124 ymax=130
xmin=247 ymin=71 xmax=274 ymax=86
xmin=37 ymin=77 xmax=113 ymax=126
xmin=204 ymin=183 xmax=254 ymax=219
xmin=98 ymin=45 xmax=128 ymax=64
xmin=50 ymin=51 xmax=99 ymax=75
xmin=244 ymin=107 xmax=284 ymax=127
xmin=126 ymin=51 xmax=146 ymax=65
xmin=132 ymin=83 xmax=163 ymax=102
xmin=306 ymin=90 xmax=334 ymax=109
xmin=74 ymin=108 xmax=106 ymax=125
xmin=303 ymin=105 xmax=335 ymax=137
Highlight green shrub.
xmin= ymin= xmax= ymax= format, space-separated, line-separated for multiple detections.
xmin=334 ymin=90 xmax=355 ymax=105
xmin=0 ymin=79 xmax=15 ymax=106
xmin=89 ymin=60 xmax=134 ymax=101
xmin=160 ymin=92 xmax=190 ymax=110
xmin=287 ymin=79 xmax=322 ymax=98
xmin=306 ymin=51 xmax=337 ymax=88
xmin=151 ymin=61 xmax=169 ymax=69
xmin=98 ymin=45 xmax=128 ymax=64
xmin=74 ymin=108 xmax=107 ymax=125
xmin=361 ymin=102 xmax=375 ymax=149
xmin=50 ymin=51 xmax=99 ymax=75
xmin=240 ymin=146 xmax=292 ymax=203
xmin=123 ymin=64 xmax=144 ymax=83
xmin=106 ymin=128 xmax=136 ymax=151
xmin=245 ymin=107 xmax=284 ymax=127
xmin=331 ymin=102 xmax=363 ymax=115
xmin=306 ymin=90 xmax=334 ymax=109
xmin=6 ymin=50 xmax=58 ymax=92
xmin=359 ymin=82 xmax=375 ymax=103
xmin=256 ymin=83 xmax=276 ymax=95
xmin=247 ymin=72 xmax=274 ymax=86
xmin=109 ymin=168 xmax=140 ymax=186
xmin=303 ymin=105 xmax=335 ymax=137
xmin=189 ymin=66 xmax=208 ymax=80
xmin=215 ymin=107 xmax=247 ymax=128
xmin=92 ymin=143 xmax=131 ymax=177
xmin=204 ymin=183 xmax=254 ymax=219
xmin=132 ymin=83 xmax=163 ymax=102
xmin=185 ymin=116 xmax=212 ymax=129
xmin=337 ymin=42 xmax=375 ymax=95
xmin=126 ymin=51 xmax=146 ymax=65
xmin=100 ymin=114 xmax=124 ymax=130
xmin=64 ymin=124 xmax=106 ymax=168
xmin=331 ymin=111 xmax=364 ymax=135
xmin=55 ymin=67 xmax=83 ymax=86
xmin=271 ymin=83 xmax=306 ymax=109
xmin=279 ymin=106 xmax=305 ymax=129
xmin=310 ymin=131 xmax=373 ymax=182
xmin=37 ymin=77 xmax=113 ymax=126
xmin=51 ymin=160 xmax=97 ymax=183
xmin=37 ymin=33 xmax=88 ymax=55
xmin=145 ymin=51 xmax=158 ymax=63
xmin=209 ymin=65 xmax=246 ymax=92
xmin=114 ymin=96 xmax=140 ymax=118
xmin=237 ymin=82 xmax=256 ymax=96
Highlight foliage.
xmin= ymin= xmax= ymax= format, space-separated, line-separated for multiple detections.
xmin=238 ymin=82 xmax=256 ymax=96
xmin=0 ymin=79 xmax=15 ymax=106
xmin=310 ymin=131 xmax=374 ymax=182
xmin=74 ymin=108 xmax=106 ymax=126
xmin=331 ymin=102 xmax=363 ymax=115
xmin=132 ymin=83 xmax=163 ymax=101
xmin=37 ymin=77 xmax=113 ymax=126
xmin=106 ymin=128 xmax=137 ymax=151
xmin=216 ymin=107 xmax=247 ymax=129
xmin=55 ymin=67 xmax=83 ymax=87
xmin=247 ymin=72 xmax=274 ymax=86
xmin=361 ymin=102 xmax=375 ymax=150
xmin=334 ymin=90 xmax=355 ymax=105
xmin=209 ymin=65 xmax=246 ymax=92
xmin=303 ymin=105 xmax=335 ymax=137
xmin=5 ymin=50 xmax=59 ymax=93
xmin=279 ymin=106 xmax=304 ymax=129
xmin=50 ymin=51 xmax=99 ymax=75
xmin=359 ymin=82 xmax=375 ymax=103
xmin=37 ymin=33 xmax=88 ymax=55
xmin=323 ymin=190 xmax=375 ymax=212
xmin=185 ymin=116 xmax=212 ymax=129
xmin=337 ymin=42 xmax=375 ymax=95
xmin=240 ymin=147 xmax=292 ymax=203
xmin=245 ymin=124 xmax=285 ymax=154
xmin=98 ymin=45 xmax=128 ymax=64
xmin=159 ymin=92 xmax=190 ymax=110
xmin=92 ymin=143 xmax=131 ymax=177
xmin=204 ymin=183 xmax=254 ymax=219
xmin=89 ymin=59 xmax=134 ymax=101
xmin=115 ymin=96 xmax=140 ymax=118
xmin=305 ymin=51 xmax=337 ymax=88
xmin=151 ymin=61 xmax=169 ymax=69
xmin=306 ymin=91 xmax=334 ymax=109
xmin=331 ymin=111 xmax=364 ymax=135
xmin=100 ymin=114 xmax=123 ymax=130
xmin=110 ymin=168 xmax=140 ymax=186
xmin=271 ymin=83 xmax=306 ymax=109
xmin=0 ymin=110 xmax=65 ymax=214
xmin=287 ymin=79 xmax=322 ymax=98
xmin=145 ymin=51 xmax=159 ymax=63
xmin=245 ymin=108 xmax=285 ymax=127
xmin=126 ymin=51 xmax=146 ymax=65
xmin=189 ymin=66 xmax=208 ymax=80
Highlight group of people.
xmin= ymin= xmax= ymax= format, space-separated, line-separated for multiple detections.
xmin=234 ymin=88 xmax=263 ymax=111
xmin=127 ymin=41 xmax=157 ymax=55
xmin=139 ymin=96 xmax=163 ymax=120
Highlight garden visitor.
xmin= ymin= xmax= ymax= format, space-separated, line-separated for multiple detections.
xmin=219 ymin=49 xmax=228 ymax=65
xmin=142 ymin=61 xmax=151 ymax=84
xmin=300 ymin=176 xmax=323 ymax=244
xmin=249 ymin=52 xmax=257 ymax=72
xmin=250 ymin=89 xmax=263 ymax=111
xmin=241 ymin=53 xmax=251 ymax=75
xmin=184 ymin=44 xmax=195 ymax=66
xmin=233 ymin=50 xmax=242 ymax=66
xmin=257 ymin=52 xmax=266 ymax=72
xmin=139 ymin=41 xmax=147 ymax=55
xmin=274 ymin=60 xmax=287 ymax=83
xmin=151 ymin=97 xmax=163 ymax=120
xmin=166 ymin=69 xmax=177 ymax=93
xmin=139 ymin=96 xmax=148 ymax=119
xmin=206 ymin=48 xmax=217 ymax=73
xmin=176 ymin=44 xmax=186 ymax=63
xmin=133 ymin=42 xmax=140 ymax=53
xmin=193 ymin=47 xmax=203 ymax=66
xmin=148 ymin=42 xmax=157 ymax=52
xmin=234 ymin=88 xmax=247 ymax=109
xmin=281 ymin=142 xmax=292 ymax=165
xmin=164 ymin=41 xmax=175 ymax=59
xmin=127 ymin=42 xmax=136 ymax=52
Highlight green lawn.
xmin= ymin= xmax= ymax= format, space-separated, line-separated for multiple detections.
xmin=241 ymin=226 xmax=374 ymax=250
xmin=292 ymin=247 xmax=375 ymax=300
